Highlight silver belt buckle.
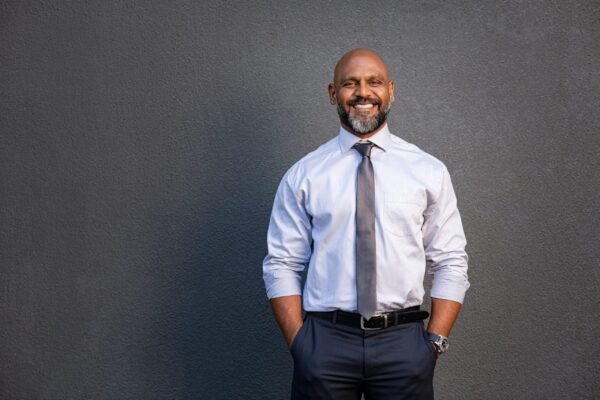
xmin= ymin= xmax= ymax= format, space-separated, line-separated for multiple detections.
xmin=360 ymin=314 xmax=388 ymax=330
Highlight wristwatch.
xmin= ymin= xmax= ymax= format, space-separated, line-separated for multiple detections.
xmin=427 ymin=332 xmax=449 ymax=354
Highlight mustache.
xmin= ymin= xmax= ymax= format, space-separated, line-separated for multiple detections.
xmin=348 ymin=97 xmax=381 ymax=107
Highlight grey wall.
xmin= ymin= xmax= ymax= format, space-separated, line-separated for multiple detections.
xmin=1 ymin=1 xmax=599 ymax=399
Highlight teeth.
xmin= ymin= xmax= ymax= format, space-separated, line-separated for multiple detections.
xmin=354 ymin=104 xmax=374 ymax=109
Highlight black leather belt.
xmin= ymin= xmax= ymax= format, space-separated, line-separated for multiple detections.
xmin=307 ymin=306 xmax=429 ymax=331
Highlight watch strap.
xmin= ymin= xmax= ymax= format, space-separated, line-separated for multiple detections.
xmin=428 ymin=332 xmax=442 ymax=342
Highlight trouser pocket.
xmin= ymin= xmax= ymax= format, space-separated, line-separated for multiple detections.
xmin=420 ymin=322 xmax=438 ymax=360
xmin=290 ymin=315 xmax=309 ymax=357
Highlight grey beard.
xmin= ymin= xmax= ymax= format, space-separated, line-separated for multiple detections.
xmin=337 ymin=102 xmax=390 ymax=134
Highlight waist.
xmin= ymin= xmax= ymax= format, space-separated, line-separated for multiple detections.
xmin=306 ymin=306 xmax=429 ymax=331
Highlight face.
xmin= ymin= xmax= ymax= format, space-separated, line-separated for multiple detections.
xmin=328 ymin=51 xmax=395 ymax=137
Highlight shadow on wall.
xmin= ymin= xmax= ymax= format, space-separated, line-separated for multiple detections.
xmin=136 ymin=91 xmax=296 ymax=398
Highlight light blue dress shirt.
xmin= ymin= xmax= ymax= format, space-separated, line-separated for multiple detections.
xmin=263 ymin=124 xmax=469 ymax=312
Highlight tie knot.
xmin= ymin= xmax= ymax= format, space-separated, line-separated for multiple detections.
xmin=353 ymin=141 xmax=375 ymax=158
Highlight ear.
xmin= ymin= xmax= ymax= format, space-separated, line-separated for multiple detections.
xmin=328 ymin=83 xmax=337 ymax=105
xmin=388 ymin=80 xmax=395 ymax=103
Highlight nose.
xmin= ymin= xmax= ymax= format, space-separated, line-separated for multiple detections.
xmin=356 ymin=80 xmax=371 ymax=98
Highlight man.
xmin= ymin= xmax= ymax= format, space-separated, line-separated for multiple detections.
xmin=263 ymin=48 xmax=469 ymax=399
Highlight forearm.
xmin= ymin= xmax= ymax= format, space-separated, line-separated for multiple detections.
xmin=426 ymin=297 xmax=462 ymax=337
xmin=270 ymin=295 xmax=303 ymax=348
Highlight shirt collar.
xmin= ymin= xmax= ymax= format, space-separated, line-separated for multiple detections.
xmin=337 ymin=123 xmax=392 ymax=153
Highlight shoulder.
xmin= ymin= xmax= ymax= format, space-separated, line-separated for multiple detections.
xmin=282 ymin=136 xmax=339 ymax=187
xmin=387 ymin=133 xmax=448 ymax=175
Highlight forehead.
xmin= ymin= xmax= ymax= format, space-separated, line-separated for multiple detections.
xmin=335 ymin=53 xmax=389 ymax=83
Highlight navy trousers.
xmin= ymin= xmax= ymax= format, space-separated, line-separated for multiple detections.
xmin=290 ymin=314 xmax=437 ymax=400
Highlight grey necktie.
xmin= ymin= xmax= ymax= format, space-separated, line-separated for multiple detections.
xmin=353 ymin=141 xmax=377 ymax=320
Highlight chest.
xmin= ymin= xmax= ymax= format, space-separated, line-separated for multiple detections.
xmin=302 ymin=154 xmax=430 ymax=228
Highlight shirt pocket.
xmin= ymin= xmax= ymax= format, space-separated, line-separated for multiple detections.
xmin=383 ymin=191 xmax=425 ymax=238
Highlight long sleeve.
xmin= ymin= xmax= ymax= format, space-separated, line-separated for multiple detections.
xmin=263 ymin=170 xmax=313 ymax=299
xmin=422 ymin=166 xmax=470 ymax=303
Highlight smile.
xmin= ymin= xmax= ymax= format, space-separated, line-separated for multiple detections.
xmin=353 ymin=104 xmax=374 ymax=110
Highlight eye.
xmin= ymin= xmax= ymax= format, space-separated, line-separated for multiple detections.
xmin=370 ymin=80 xmax=382 ymax=86
xmin=343 ymin=81 xmax=357 ymax=88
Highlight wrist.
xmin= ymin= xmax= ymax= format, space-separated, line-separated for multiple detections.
xmin=427 ymin=331 xmax=450 ymax=354
xmin=286 ymin=321 xmax=304 ymax=348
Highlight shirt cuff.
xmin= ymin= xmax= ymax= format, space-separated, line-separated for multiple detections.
xmin=430 ymin=279 xmax=470 ymax=304
xmin=264 ymin=270 xmax=303 ymax=299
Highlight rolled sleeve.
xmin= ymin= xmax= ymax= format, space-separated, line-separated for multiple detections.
xmin=422 ymin=166 xmax=470 ymax=303
xmin=262 ymin=170 xmax=312 ymax=299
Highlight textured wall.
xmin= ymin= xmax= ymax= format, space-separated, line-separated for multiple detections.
xmin=1 ymin=1 xmax=599 ymax=399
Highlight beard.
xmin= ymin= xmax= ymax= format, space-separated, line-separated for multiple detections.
xmin=337 ymin=99 xmax=391 ymax=135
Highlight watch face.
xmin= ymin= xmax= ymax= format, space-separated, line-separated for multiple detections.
xmin=439 ymin=337 xmax=449 ymax=352
xmin=428 ymin=333 xmax=449 ymax=353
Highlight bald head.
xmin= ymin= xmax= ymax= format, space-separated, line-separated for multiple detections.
xmin=333 ymin=48 xmax=390 ymax=85
xmin=328 ymin=48 xmax=395 ymax=137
